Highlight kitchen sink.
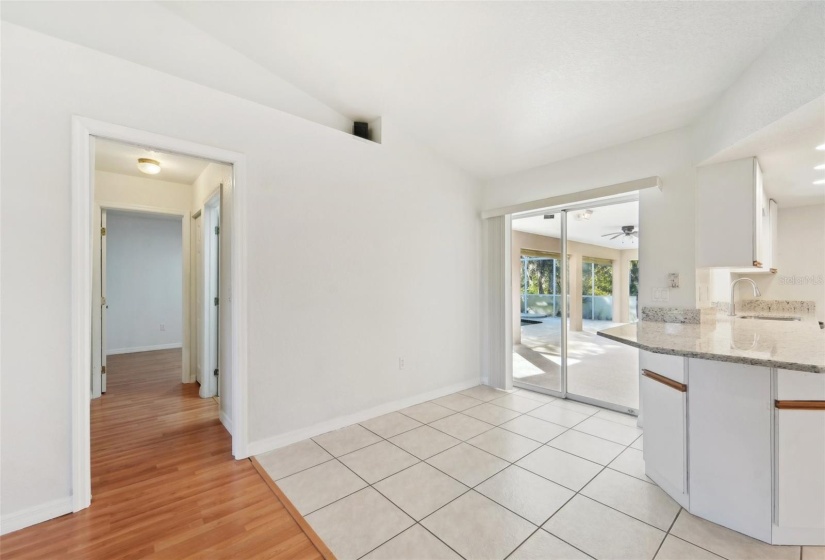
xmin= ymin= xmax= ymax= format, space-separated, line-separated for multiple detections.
xmin=737 ymin=315 xmax=802 ymax=321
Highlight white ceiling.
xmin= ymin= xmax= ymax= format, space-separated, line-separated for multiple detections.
xmin=2 ymin=2 xmax=808 ymax=179
xmin=702 ymin=98 xmax=825 ymax=208
xmin=95 ymin=138 xmax=211 ymax=184
xmin=163 ymin=1 xmax=804 ymax=178
xmin=760 ymin=126 xmax=825 ymax=209
xmin=513 ymin=201 xmax=639 ymax=250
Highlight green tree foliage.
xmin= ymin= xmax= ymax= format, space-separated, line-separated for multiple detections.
xmin=593 ymin=263 xmax=613 ymax=295
xmin=521 ymin=257 xmax=559 ymax=295
xmin=582 ymin=261 xmax=613 ymax=296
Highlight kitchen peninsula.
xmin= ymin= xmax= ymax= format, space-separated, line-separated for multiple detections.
xmin=599 ymin=312 xmax=825 ymax=546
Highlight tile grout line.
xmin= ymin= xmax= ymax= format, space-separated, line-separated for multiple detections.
xmin=306 ymin=390 xmax=763 ymax=560
xmin=512 ymin=416 xmax=679 ymax=553
xmin=264 ymin=387 xmax=657 ymax=559
xmin=650 ymin=506 xmax=683 ymax=559
xmin=302 ymin=401 xmax=644 ymax=539
xmin=662 ymin=518 xmax=732 ymax=560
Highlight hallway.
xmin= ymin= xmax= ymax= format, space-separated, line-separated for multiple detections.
xmin=0 ymin=349 xmax=321 ymax=559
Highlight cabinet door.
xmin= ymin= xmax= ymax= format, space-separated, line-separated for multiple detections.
xmin=775 ymin=409 xmax=825 ymax=533
xmin=696 ymin=158 xmax=756 ymax=268
xmin=774 ymin=369 xmax=825 ymax=543
xmin=688 ymin=359 xmax=772 ymax=542
xmin=641 ymin=371 xmax=687 ymax=507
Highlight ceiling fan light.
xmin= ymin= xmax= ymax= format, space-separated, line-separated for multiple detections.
xmin=137 ymin=158 xmax=161 ymax=175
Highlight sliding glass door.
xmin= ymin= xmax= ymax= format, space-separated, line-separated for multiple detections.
xmin=511 ymin=198 xmax=640 ymax=413
xmin=512 ymin=233 xmax=565 ymax=393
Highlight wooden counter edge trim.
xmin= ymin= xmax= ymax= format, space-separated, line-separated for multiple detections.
xmin=642 ymin=369 xmax=687 ymax=392
xmin=250 ymin=457 xmax=337 ymax=560
xmin=775 ymin=400 xmax=825 ymax=410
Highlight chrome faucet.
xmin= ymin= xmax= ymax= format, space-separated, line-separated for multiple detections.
xmin=729 ymin=278 xmax=761 ymax=317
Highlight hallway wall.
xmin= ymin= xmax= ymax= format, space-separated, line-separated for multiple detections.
xmin=105 ymin=212 xmax=183 ymax=354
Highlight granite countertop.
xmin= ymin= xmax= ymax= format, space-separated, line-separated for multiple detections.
xmin=598 ymin=313 xmax=825 ymax=373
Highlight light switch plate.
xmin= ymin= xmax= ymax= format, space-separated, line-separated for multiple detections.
xmin=668 ymin=273 xmax=680 ymax=288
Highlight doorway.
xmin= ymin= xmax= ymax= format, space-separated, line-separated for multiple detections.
xmin=71 ymin=117 xmax=249 ymax=513
xmin=511 ymin=196 xmax=640 ymax=413
xmin=96 ymin=208 xmax=185 ymax=396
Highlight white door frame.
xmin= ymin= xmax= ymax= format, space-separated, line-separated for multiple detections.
xmin=71 ymin=116 xmax=249 ymax=513
xmin=92 ymin=204 xmax=190 ymax=398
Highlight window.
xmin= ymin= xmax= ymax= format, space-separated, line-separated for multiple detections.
xmin=629 ymin=259 xmax=639 ymax=322
xmin=520 ymin=250 xmax=563 ymax=317
xmin=582 ymin=257 xmax=613 ymax=321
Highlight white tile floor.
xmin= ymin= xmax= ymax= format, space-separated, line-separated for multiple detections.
xmin=257 ymin=385 xmax=823 ymax=560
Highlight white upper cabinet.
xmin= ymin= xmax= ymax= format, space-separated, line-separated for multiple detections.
xmin=697 ymin=157 xmax=776 ymax=270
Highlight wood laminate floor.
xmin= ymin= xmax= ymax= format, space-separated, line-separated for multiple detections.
xmin=0 ymin=349 xmax=322 ymax=560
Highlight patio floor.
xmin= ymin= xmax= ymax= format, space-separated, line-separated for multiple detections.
xmin=513 ymin=318 xmax=639 ymax=410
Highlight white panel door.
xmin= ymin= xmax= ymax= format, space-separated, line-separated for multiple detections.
xmin=688 ymin=358 xmax=772 ymax=542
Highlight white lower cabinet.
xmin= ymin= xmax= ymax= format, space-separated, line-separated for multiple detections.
xmin=773 ymin=369 xmax=825 ymax=544
xmin=688 ymin=359 xmax=773 ymax=543
xmin=640 ymin=354 xmax=688 ymax=508
xmin=638 ymin=353 xmax=825 ymax=545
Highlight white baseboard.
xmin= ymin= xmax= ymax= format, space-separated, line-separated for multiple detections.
xmin=107 ymin=343 xmax=182 ymax=355
xmin=220 ymin=409 xmax=233 ymax=435
xmin=0 ymin=496 xmax=73 ymax=536
xmin=247 ymin=378 xmax=481 ymax=457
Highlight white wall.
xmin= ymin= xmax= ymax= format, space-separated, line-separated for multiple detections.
xmin=0 ymin=22 xmax=481 ymax=525
xmin=96 ymin=170 xmax=193 ymax=211
xmin=105 ymin=212 xmax=183 ymax=354
xmin=485 ymin=128 xmax=696 ymax=311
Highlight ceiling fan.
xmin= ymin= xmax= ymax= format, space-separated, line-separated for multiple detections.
xmin=602 ymin=225 xmax=639 ymax=240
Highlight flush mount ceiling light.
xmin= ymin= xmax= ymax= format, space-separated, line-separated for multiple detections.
xmin=137 ymin=158 xmax=161 ymax=175
xmin=817 ymin=144 xmax=825 ymax=151
xmin=815 ymin=163 xmax=825 ymax=170
xmin=814 ymin=179 xmax=825 ymax=185
xmin=575 ymin=209 xmax=594 ymax=221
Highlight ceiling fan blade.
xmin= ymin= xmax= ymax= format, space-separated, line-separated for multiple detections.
xmin=601 ymin=232 xmax=619 ymax=237
xmin=610 ymin=234 xmax=622 ymax=240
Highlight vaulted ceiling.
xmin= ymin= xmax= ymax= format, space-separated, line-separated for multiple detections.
xmin=164 ymin=1 xmax=805 ymax=177
xmin=2 ymin=1 xmax=809 ymax=179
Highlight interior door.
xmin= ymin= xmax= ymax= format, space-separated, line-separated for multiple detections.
xmin=194 ymin=213 xmax=203 ymax=385
xmin=100 ymin=209 xmax=108 ymax=394
xmin=214 ymin=203 xmax=220 ymax=397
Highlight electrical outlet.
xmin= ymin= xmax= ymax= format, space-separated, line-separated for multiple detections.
xmin=652 ymin=288 xmax=670 ymax=302
xmin=398 ymin=358 xmax=405 ymax=370
xmin=160 ymin=324 xmax=165 ymax=331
